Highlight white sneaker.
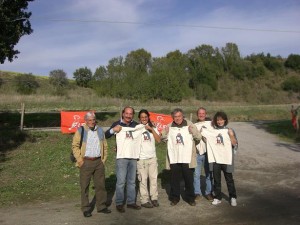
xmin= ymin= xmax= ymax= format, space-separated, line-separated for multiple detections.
xmin=231 ymin=198 xmax=237 ymax=207
xmin=211 ymin=199 xmax=222 ymax=205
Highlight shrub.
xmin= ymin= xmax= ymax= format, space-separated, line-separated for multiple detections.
xmin=281 ymin=76 xmax=300 ymax=92
xmin=14 ymin=73 xmax=39 ymax=95
xmin=285 ymin=54 xmax=300 ymax=71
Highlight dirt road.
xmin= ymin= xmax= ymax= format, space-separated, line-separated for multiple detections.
xmin=0 ymin=122 xmax=299 ymax=225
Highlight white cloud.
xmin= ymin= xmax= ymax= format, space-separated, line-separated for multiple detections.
xmin=1 ymin=0 xmax=300 ymax=77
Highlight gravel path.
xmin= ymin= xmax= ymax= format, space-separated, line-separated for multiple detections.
xmin=1 ymin=122 xmax=299 ymax=225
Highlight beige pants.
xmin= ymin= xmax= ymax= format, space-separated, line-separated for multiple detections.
xmin=137 ymin=157 xmax=158 ymax=204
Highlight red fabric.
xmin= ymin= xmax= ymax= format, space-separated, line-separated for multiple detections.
xmin=149 ymin=112 xmax=173 ymax=133
xmin=60 ymin=111 xmax=90 ymax=133
xmin=291 ymin=115 xmax=297 ymax=129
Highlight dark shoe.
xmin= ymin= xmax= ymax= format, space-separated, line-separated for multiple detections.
xmin=98 ymin=208 xmax=111 ymax=214
xmin=116 ymin=205 xmax=125 ymax=213
xmin=170 ymin=200 xmax=179 ymax=206
xmin=141 ymin=202 xmax=153 ymax=208
xmin=188 ymin=201 xmax=196 ymax=206
xmin=127 ymin=203 xmax=141 ymax=210
xmin=205 ymin=194 xmax=214 ymax=202
xmin=83 ymin=211 xmax=92 ymax=217
xmin=195 ymin=194 xmax=202 ymax=201
xmin=152 ymin=200 xmax=159 ymax=207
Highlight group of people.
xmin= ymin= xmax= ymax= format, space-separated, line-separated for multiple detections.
xmin=72 ymin=106 xmax=239 ymax=218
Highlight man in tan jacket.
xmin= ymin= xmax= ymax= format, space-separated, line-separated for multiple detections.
xmin=72 ymin=111 xmax=111 ymax=217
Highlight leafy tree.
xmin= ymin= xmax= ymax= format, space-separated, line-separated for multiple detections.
xmin=49 ymin=69 xmax=69 ymax=95
xmin=187 ymin=45 xmax=222 ymax=95
xmin=14 ymin=73 xmax=39 ymax=94
xmin=0 ymin=0 xmax=34 ymax=63
xmin=221 ymin=43 xmax=241 ymax=72
xmin=150 ymin=54 xmax=188 ymax=102
xmin=73 ymin=67 xmax=92 ymax=87
xmin=285 ymin=54 xmax=300 ymax=71
xmin=106 ymin=56 xmax=125 ymax=79
xmin=263 ymin=53 xmax=285 ymax=75
xmin=49 ymin=69 xmax=68 ymax=87
xmin=93 ymin=66 xmax=107 ymax=81
xmin=124 ymin=48 xmax=152 ymax=76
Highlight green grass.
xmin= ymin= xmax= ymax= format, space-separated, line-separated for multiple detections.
xmin=265 ymin=120 xmax=300 ymax=142
xmin=0 ymin=129 xmax=169 ymax=207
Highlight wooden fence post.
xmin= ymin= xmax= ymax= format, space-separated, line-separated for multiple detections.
xmin=20 ymin=102 xmax=25 ymax=131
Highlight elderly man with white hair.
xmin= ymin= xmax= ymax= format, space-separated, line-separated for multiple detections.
xmin=72 ymin=111 xmax=111 ymax=217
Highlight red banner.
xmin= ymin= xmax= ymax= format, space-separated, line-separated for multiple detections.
xmin=149 ymin=112 xmax=173 ymax=133
xmin=60 ymin=111 xmax=89 ymax=133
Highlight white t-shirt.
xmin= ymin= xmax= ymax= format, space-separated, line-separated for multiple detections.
xmin=139 ymin=127 xmax=158 ymax=159
xmin=116 ymin=124 xmax=145 ymax=159
xmin=194 ymin=121 xmax=213 ymax=155
xmin=167 ymin=126 xmax=193 ymax=164
xmin=201 ymin=128 xmax=232 ymax=165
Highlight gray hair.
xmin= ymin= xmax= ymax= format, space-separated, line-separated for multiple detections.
xmin=171 ymin=108 xmax=184 ymax=117
xmin=84 ymin=111 xmax=96 ymax=121
xmin=197 ymin=107 xmax=207 ymax=114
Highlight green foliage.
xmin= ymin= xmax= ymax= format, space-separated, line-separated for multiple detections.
xmin=266 ymin=120 xmax=300 ymax=143
xmin=93 ymin=66 xmax=107 ymax=81
xmin=285 ymin=54 xmax=300 ymax=71
xmin=0 ymin=0 xmax=33 ymax=63
xmin=14 ymin=73 xmax=39 ymax=94
xmin=221 ymin=43 xmax=241 ymax=72
xmin=281 ymin=76 xmax=300 ymax=92
xmin=49 ymin=69 xmax=68 ymax=87
xmin=49 ymin=69 xmax=69 ymax=96
xmin=73 ymin=67 xmax=92 ymax=87
xmin=124 ymin=48 xmax=152 ymax=75
xmin=0 ymin=77 xmax=3 ymax=87
xmin=187 ymin=45 xmax=222 ymax=94
xmin=263 ymin=54 xmax=285 ymax=75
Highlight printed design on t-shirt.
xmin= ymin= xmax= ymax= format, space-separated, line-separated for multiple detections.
xmin=142 ymin=131 xmax=151 ymax=141
xmin=216 ymin=133 xmax=224 ymax=145
xmin=176 ymin=133 xmax=184 ymax=145
xmin=126 ymin=131 xmax=134 ymax=139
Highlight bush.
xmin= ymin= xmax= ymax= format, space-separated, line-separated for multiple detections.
xmin=285 ymin=54 xmax=300 ymax=71
xmin=14 ymin=73 xmax=39 ymax=95
xmin=281 ymin=76 xmax=300 ymax=92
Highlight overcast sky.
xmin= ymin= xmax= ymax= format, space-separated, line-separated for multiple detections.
xmin=1 ymin=0 xmax=300 ymax=78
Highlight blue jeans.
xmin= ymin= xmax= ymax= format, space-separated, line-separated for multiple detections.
xmin=193 ymin=153 xmax=212 ymax=195
xmin=115 ymin=158 xmax=137 ymax=205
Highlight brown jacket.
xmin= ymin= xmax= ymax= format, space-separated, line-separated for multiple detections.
xmin=72 ymin=125 xmax=108 ymax=167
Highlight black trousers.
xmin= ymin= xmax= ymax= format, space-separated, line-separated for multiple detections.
xmin=170 ymin=163 xmax=195 ymax=203
xmin=213 ymin=163 xmax=237 ymax=200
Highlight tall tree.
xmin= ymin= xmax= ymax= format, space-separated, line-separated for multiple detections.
xmin=106 ymin=56 xmax=124 ymax=79
xmin=73 ymin=67 xmax=92 ymax=87
xmin=49 ymin=69 xmax=68 ymax=87
xmin=124 ymin=48 xmax=152 ymax=76
xmin=0 ymin=0 xmax=34 ymax=63
xmin=221 ymin=43 xmax=241 ymax=71
xmin=93 ymin=66 xmax=107 ymax=81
